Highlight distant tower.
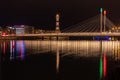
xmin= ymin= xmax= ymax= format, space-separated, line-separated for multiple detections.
xmin=55 ymin=13 xmax=60 ymax=33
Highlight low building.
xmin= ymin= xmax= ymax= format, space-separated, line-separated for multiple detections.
xmin=24 ymin=26 xmax=35 ymax=34
xmin=12 ymin=25 xmax=35 ymax=34
xmin=111 ymin=26 xmax=120 ymax=32
xmin=16 ymin=27 xmax=24 ymax=34
xmin=34 ymin=29 xmax=44 ymax=34
xmin=45 ymin=30 xmax=55 ymax=33
xmin=6 ymin=26 xmax=16 ymax=34
xmin=1 ymin=27 xmax=8 ymax=35
xmin=13 ymin=25 xmax=25 ymax=34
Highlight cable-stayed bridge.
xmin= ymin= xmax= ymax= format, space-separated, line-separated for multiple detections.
xmin=6 ymin=14 xmax=120 ymax=37
xmin=61 ymin=14 xmax=115 ymax=33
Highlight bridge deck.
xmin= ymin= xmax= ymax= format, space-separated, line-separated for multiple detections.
xmin=6 ymin=32 xmax=120 ymax=37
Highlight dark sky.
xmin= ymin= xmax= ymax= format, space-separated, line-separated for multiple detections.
xmin=0 ymin=0 xmax=120 ymax=29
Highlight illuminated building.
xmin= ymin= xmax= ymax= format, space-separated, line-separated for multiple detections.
xmin=34 ymin=29 xmax=44 ymax=34
xmin=111 ymin=26 xmax=120 ymax=32
xmin=24 ymin=25 xmax=35 ymax=34
xmin=12 ymin=25 xmax=35 ymax=34
xmin=6 ymin=26 xmax=16 ymax=34
xmin=14 ymin=25 xmax=25 ymax=34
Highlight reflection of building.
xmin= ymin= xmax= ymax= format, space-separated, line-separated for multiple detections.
xmin=10 ymin=40 xmax=25 ymax=61
xmin=16 ymin=41 xmax=25 ymax=60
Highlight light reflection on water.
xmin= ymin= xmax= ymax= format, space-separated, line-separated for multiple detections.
xmin=0 ymin=40 xmax=120 ymax=60
xmin=14 ymin=40 xmax=120 ymax=59
xmin=1 ymin=40 xmax=120 ymax=80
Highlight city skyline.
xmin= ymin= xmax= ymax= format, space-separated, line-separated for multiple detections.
xmin=0 ymin=0 xmax=120 ymax=30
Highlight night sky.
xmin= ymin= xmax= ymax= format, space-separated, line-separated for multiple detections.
xmin=0 ymin=0 xmax=120 ymax=30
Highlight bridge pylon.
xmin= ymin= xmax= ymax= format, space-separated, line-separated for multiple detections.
xmin=104 ymin=10 xmax=106 ymax=32
xmin=100 ymin=8 xmax=103 ymax=33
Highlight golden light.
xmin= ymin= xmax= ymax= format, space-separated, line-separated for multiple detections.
xmin=118 ymin=27 xmax=120 ymax=30
xmin=56 ymin=22 xmax=59 ymax=26
xmin=56 ymin=13 xmax=60 ymax=22
xmin=115 ymin=27 xmax=117 ymax=30
xmin=112 ymin=27 xmax=114 ymax=30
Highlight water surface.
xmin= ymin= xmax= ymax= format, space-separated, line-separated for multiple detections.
xmin=1 ymin=40 xmax=120 ymax=80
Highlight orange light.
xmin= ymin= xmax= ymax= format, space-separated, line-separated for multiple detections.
xmin=2 ymin=32 xmax=6 ymax=37
xmin=104 ymin=10 xmax=107 ymax=15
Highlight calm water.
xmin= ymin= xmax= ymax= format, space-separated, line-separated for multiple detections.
xmin=1 ymin=40 xmax=120 ymax=80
